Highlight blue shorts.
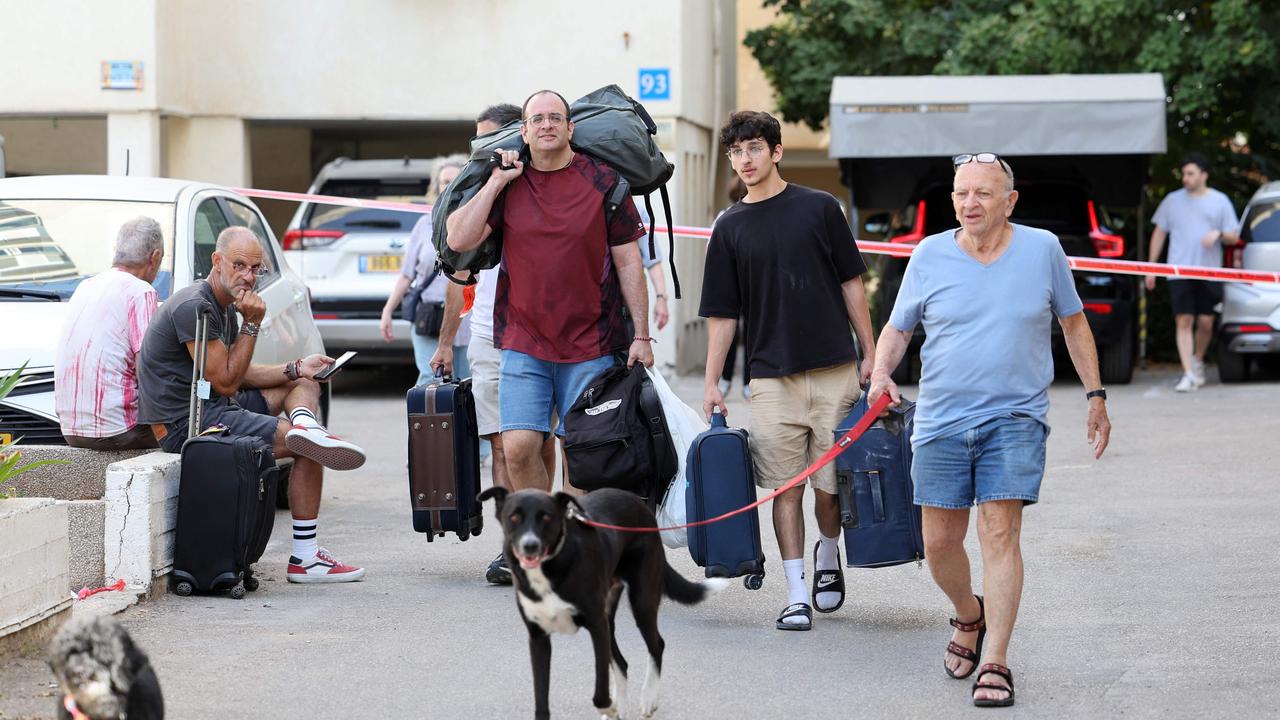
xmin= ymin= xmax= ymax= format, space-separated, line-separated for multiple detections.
xmin=499 ymin=349 xmax=616 ymax=437
xmin=911 ymin=415 xmax=1049 ymax=509
xmin=157 ymin=389 xmax=278 ymax=454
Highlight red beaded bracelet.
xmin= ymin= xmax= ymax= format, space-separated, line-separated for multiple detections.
xmin=634 ymin=336 xmax=656 ymax=343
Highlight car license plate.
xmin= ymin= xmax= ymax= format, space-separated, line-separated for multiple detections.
xmin=360 ymin=254 xmax=402 ymax=273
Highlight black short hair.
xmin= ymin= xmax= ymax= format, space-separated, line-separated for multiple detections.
xmin=476 ymin=104 xmax=522 ymax=128
xmin=719 ymin=111 xmax=782 ymax=152
xmin=521 ymin=90 xmax=571 ymax=120
xmin=1182 ymin=152 xmax=1210 ymax=174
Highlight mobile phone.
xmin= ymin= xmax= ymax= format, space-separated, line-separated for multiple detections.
xmin=314 ymin=351 xmax=357 ymax=381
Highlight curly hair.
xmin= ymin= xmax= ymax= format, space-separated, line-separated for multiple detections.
xmin=719 ymin=111 xmax=782 ymax=152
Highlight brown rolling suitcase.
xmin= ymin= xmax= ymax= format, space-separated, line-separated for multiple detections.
xmin=406 ymin=374 xmax=483 ymax=541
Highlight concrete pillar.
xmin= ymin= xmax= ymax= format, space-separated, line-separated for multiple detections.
xmin=107 ymin=111 xmax=161 ymax=177
xmin=165 ymin=116 xmax=250 ymax=186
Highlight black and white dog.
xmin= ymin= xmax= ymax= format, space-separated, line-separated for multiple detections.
xmin=48 ymin=615 xmax=164 ymax=720
xmin=479 ymin=487 xmax=723 ymax=720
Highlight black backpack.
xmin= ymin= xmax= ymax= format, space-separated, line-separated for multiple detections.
xmin=432 ymin=84 xmax=679 ymax=297
xmin=562 ymin=364 xmax=678 ymax=508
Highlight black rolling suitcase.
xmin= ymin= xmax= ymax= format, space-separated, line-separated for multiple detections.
xmin=685 ymin=409 xmax=766 ymax=589
xmin=834 ymin=395 xmax=924 ymax=568
xmin=407 ymin=373 xmax=483 ymax=541
xmin=172 ymin=311 xmax=279 ymax=599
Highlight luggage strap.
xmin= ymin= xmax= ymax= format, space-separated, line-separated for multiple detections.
xmin=571 ymin=394 xmax=893 ymax=533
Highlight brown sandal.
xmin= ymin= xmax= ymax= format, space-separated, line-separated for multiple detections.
xmin=972 ymin=663 xmax=1015 ymax=707
xmin=944 ymin=595 xmax=985 ymax=679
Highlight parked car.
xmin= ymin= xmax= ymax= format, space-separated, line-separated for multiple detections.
xmin=1217 ymin=181 xmax=1280 ymax=382
xmin=282 ymin=157 xmax=434 ymax=363
xmin=0 ymin=175 xmax=326 ymax=446
xmin=869 ymin=179 xmax=1137 ymax=384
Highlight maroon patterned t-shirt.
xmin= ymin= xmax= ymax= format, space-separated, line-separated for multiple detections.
xmin=487 ymin=153 xmax=644 ymax=363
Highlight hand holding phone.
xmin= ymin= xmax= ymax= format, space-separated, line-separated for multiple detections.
xmin=312 ymin=351 xmax=357 ymax=381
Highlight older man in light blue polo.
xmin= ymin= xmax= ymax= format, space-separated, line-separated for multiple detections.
xmin=868 ymin=153 xmax=1112 ymax=708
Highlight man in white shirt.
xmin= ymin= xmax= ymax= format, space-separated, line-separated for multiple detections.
xmin=54 ymin=217 xmax=164 ymax=449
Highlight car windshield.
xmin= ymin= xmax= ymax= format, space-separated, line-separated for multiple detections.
xmin=301 ymin=179 xmax=429 ymax=234
xmin=1246 ymin=200 xmax=1280 ymax=243
xmin=0 ymin=199 xmax=176 ymax=300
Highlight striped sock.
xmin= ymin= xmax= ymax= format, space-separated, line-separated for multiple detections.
xmin=289 ymin=406 xmax=321 ymax=430
xmin=292 ymin=518 xmax=318 ymax=561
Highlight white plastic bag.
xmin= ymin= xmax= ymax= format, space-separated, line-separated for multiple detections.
xmin=646 ymin=366 xmax=709 ymax=549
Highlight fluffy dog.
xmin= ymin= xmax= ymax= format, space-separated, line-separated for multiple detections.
xmin=479 ymin=487 xmax=723 ymax=720
xmin=48 ymin=615 xmax=164 ymax=720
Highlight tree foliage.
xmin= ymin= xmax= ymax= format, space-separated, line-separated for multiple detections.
xmin=745 ymin=0 xmax=1280 ymax=203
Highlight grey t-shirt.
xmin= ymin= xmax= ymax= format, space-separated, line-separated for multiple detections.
xmin=888 ymin=224 xmax=1083 ymax=447
xmin=1151 ymin=188 xmax=1240 ymax=273
xmin=137 ymin=280 xmax=239 ymax=425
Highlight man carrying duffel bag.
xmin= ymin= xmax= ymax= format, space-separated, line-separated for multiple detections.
xmin=700 ymin=111 xmax=877 ymax=632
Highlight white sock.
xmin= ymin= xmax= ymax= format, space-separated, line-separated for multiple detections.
xmin=292 ymin=518 xmax=318 ymax=561
xmin=783 ymin=558 xmax=808 ymax=609
xmin=816 ymin=531 xmax=840 ymax=571
xmin=815 ymin=531 xmax=843 ymax=611
xmin=289 ymin=406 xmax=321 ymax=430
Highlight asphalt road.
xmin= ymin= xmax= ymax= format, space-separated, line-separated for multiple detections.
xmin=3 ymin=364 xmax=1279 ymax=719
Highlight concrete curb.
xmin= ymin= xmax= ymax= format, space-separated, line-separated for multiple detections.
xmin=102 ymin=452 xmax=181 ymax=593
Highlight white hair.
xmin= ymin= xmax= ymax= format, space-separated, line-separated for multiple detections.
xmin=113 ymin=216 xmax=163 ymax=266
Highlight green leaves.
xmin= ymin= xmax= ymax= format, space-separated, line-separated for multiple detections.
xmin=0 ymin=361 xmax=68 ymax=498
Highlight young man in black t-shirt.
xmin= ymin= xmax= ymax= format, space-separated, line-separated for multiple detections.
xmin=700 ymin=111 xmax=876 ymax=631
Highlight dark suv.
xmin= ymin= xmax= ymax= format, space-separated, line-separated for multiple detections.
xmin=872 ymin=180 xmax=1137 ymax=384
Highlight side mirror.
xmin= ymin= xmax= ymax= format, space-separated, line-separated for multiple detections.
xmin=863 ymin=212 xmax=891 ymax=236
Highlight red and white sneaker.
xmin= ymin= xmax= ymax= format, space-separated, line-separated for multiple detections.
xmin=287 ymin=548 xmax=365 ymax=584
xmin=285 ymin=424 xmax=366 ymax=471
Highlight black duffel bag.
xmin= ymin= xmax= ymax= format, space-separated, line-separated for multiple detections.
xmin=563 ymin=364 xmax=676 ymax=509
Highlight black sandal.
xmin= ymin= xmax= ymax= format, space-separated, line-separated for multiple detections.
xmin=775 ymin=603 xmax=812 ymax=631
xmin=945 ymin=595 xmax=986 ymax=679
xmin=811 ymin=542 xmax=845 ymax=613
xmin=972 ymin=663 xmax=1015 ymax=707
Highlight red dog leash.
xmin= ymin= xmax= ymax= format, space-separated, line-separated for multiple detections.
xmin=571 ymin=394 xmax=893 ymax=534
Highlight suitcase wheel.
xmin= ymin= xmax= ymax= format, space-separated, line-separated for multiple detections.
xmin=229 ymin=582 xmax=247 ymax=600
xmin=458 ymin=529 xmax=470 ymax=542
xmin=174 ymin=580 xmax=194 ymax=597
xmin=244 ymin=575 xmax=260 ymax=592
xmin=743 ymin=573 xmax=764 ymax=591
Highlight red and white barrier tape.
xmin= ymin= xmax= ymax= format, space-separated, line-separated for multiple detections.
xmin=235 ymin=187 xmax=1280 ymax=286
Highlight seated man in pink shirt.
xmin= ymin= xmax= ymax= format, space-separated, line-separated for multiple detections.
xmin=54 ymin=217 xmax=164 ymax=450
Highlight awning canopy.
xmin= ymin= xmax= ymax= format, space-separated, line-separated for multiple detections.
xmin=828 ymin=73 xmax=1167 ymax=208
xmin=829 ymin=73 xmax=1167 ymax=159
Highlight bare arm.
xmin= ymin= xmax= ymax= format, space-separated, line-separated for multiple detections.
xmin=1145 ymin=226 xmax=1168 ymax=290
xmin=611 ymin=241 xmax=652 ymax=368
xmin=1059 ymin=311 xmax=1111 ymax=459
xmin=841 ymin=276 xmax=876 ymax=384
xmin=187 ymin=336 xmax=258 ymax=396
xmin=446 ymin=151 xmax=523 ymax=252
xmin=646 ymin=264 xmax=669 ymax=331
xmin=867 ymin=323 xmax=912 ymax=407
xmin=429 ymin=272 xmax=471 ymax=376
xmin=379 ymin=274 xmax=413 ymax=342
xmin=702 ymin=316 xmax=737 ymax=419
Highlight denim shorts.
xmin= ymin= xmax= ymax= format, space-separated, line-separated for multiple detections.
xmin=911 ymin=414 xmax=1049 ymax=509
xmin=499 ymin=349 xmax=615 ymax=437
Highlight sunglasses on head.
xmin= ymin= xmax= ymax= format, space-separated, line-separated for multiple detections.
xmin=953 ymin=152 xmax=1013 ymax=177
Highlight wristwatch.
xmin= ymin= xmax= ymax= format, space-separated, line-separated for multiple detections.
xmin=1085 ymin=388 xmax=1107 ymax=401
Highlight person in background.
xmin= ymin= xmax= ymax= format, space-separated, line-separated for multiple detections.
xmin=54 ymin=217 xmax=164 ymax=449
xmin=713 ymin=177 xmax=750 ymax=399
xmin=379 ymin=155 xmax=466 ymax=385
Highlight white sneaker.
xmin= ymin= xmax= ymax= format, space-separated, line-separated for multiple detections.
xmin=285 ymin=424 xmax=367 ymax=470
xmin=1174 ymin=374 xmax=1197 ymax=393
xmin=717 ymin=378 xmax=731 ymax=395
xmin=1191 ymin=360 xmax=1207 ymax=387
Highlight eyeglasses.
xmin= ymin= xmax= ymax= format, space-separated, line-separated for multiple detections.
xmin=953 ymin=152 xmax=1013 ymax=177
xmin=524 ymin=113 xmax=566 ymax=128
xmin=231 ymin=260 xmax=268 ymax=277
xmin=726 ymin=143 xmax=770 ymax=161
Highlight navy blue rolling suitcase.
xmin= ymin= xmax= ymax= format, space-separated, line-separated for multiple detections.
xmin=834 ymin=396 xmax=924 ymax=568
xmin=407 ymin=374 xmax=483 ymax=542
xmin=685 ymin=410 xmax=766 ymax=589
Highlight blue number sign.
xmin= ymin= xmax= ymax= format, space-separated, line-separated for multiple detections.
xmin=638 ymin=68 xmax=671 ymax=101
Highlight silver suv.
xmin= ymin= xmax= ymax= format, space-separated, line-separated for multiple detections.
xmin=282 ymin=157 xmax=434 ymax=362
xmin=1218 ymin=181 xmax=1280 ymax=381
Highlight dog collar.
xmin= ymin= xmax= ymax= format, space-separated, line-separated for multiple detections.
xmin=63 ymin=695 xmax=90 ymax=720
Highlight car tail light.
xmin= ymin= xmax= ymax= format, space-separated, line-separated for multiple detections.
xmin=889 ymin=201 xmax=927 ymax=244
xmin=312 ymin=313 xmax=339 ymax=320
xmin=1083 ymin=302 xmax=1114 ymax=315
xmin=1087 ymin=201 xmax=1124 ymax=258
xmin=282 ymin=229 xmax=344 ymax=250
xmin=1234 ymin=324 xmax=1273 ymax=333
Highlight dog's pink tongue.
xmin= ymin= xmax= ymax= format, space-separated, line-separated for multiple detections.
xmin=518 ymin=555 xmax=542 ymax=569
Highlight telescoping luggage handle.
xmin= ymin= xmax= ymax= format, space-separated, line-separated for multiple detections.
xmin=187 ymin=309 xmax=214 ymax=439
xmin=569 ymin=394 xmax=894 ymax=534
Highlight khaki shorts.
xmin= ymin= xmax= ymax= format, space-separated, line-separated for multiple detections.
xmin=468 ymin=334 xmax=502 ymax=436
xmin=748 ymin=361 xmax=861 ymax=495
